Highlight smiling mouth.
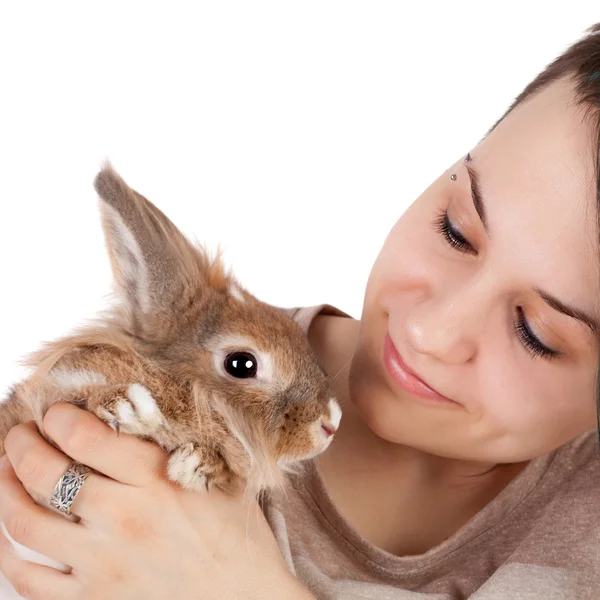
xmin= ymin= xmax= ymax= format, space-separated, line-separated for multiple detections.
xmin=382 ymin=332 xmax=461 ymax=406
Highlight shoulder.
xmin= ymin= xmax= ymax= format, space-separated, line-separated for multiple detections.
xmin=547 ymin=430 xmax=600 ymax=505
xmin=522 ymin=430 xmax=600 ymax=553
xmin=278 ymin=303 xmax=355 ymax=335
xmin=279 ymin=304 xmax=360 ymax=388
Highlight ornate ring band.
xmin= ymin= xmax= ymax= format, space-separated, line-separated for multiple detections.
xmin=49 ymin=461 xmax=93 ymax=515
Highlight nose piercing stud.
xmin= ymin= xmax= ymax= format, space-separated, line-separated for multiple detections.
xmin=450 ymin=173 xmax=457 ymax=180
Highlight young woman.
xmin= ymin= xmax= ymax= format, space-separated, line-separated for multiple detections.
xmin=1 ymin=23 xmax=600 ymax=600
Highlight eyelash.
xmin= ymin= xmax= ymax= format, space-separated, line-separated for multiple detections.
xmin=433 ymin=209 xmax=559 ymax=360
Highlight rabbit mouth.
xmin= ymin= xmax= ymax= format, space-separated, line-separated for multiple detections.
xmin=321 ymin=423 xmax=336 ymax=437
xmin=305 ymin=398 xmax=343 ymax=458
xmin=275 ymin=398 xmax=342 ymax=465
xmin=320 ymin=397 xmax=342 ymax=438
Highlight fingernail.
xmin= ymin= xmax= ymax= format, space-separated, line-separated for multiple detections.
xmin=0 ymin=456 xmax=9 ymax=472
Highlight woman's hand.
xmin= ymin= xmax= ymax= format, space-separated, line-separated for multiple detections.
xmin=0 ymin=403 xmax=314 ymax=600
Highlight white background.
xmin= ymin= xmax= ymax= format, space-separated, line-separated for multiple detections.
xmin=1 ymin=2 xmax=599 ymax=397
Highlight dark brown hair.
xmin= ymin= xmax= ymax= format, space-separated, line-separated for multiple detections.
xmin=487 ymin=23 xmax=600 ymax=446
xmin=491 ymin=24 xmax=600 ymax=131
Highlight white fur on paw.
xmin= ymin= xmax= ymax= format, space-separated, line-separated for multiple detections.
xmin=167 ymin=443 xmax=213 ymax=493
xmin=127 ymin=384 xmax=164 ymax=429
xmin=100 ymin=384 xmax=165 ymax=436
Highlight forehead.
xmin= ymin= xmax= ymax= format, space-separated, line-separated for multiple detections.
xmin=472 ymin=76 xmax=600 ymax=311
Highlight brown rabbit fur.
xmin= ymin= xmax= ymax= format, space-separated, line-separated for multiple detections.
xmin=0 ymin=164 xmax=341 ymax=501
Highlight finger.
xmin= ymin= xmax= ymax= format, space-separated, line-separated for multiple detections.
xmin=0 ymin=532 xmax=79 ymax=600
xmin=4 ymin=422 xmax=165 ymax=533
xmin=0 ymin=456 xmax=94 ymax=570
xmin=3 ymin=421 xmax=125 ymax=524
xmin=4 ymin=421 xmax=93 ymax=509
xmin=42 ymin=402 xmax=169 ymax=486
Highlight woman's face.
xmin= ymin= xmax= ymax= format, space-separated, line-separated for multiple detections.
xmin=352 ymin=77 xmax=600 ymax=463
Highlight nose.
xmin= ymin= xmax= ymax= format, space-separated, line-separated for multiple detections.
xmin=405 ymin=286 xmax=486 ymax=364
xmin=320 ymin=398 xmax=342 ymax=438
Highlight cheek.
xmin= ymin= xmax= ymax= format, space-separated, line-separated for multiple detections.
xmin=477 ymin=355 xmax=597 ymax=456
xmin=348 ymin=326 xmax=597 ymax=463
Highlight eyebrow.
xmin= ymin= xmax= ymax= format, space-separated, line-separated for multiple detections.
xmin=464 ymin=161 xmax=600 ymax=337
xmin=534 ymin=288 xmax=600 ymax=337
xmin=465 ymin=163 xmax=488 ymax=233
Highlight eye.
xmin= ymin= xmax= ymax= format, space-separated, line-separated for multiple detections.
xmin=514 ymin=307 xmax=559 ymax=360
xmin=433 ymin=210 xmax=561 ymax=361
xmin=433 ymin=209 xmax=474 ymax=254
xmin=224 ymin=352 xmax=258 ymax=378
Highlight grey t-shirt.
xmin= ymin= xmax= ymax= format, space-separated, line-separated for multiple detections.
xmin=262 ymin=303 xmax=600 ymax=599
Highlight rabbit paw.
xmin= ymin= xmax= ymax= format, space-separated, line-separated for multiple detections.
xmin=167 ymin=442 xmax=229 ymax=493
xmin=94 ymin=383 xmax=166 ymax=437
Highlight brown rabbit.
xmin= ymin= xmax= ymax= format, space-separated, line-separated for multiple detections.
xmin=0 ymin=164 xmax=341 ymax=500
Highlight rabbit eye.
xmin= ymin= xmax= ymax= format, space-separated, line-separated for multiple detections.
xmin=224 ymin=352 xmax=257 ymax=378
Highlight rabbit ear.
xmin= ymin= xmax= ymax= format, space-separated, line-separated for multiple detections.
xmin=94 ymin=163 xmax=209 ymax=332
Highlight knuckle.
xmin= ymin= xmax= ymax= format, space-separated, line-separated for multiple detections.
xmin=3 ymin=425 xmax=19 ymax=447
xmin=4 ymin=511 xmax=33 ymax=547
xmin=115 ymin=511 xmax=155 ymax=541
xmin=12 ymin=445 xmax=46 ymax=484
xmin=4 ymin=423 xmax=31 ymax=451
xmin=63 ymin=419 xmax=104 ymax=455
xmin=13 ymin=573 xmax=33 ymax=599
xmin=44 ymin=403 xmax=104 ymax=454
xmin=105 ymin=488 xmax=161 ymax=542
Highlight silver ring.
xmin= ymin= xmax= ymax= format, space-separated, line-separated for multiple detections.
xmin=50 ymin=461 xmax=93 ymax=515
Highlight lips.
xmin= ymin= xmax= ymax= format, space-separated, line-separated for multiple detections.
xmin=383 ymin=332 xmax=459 ymax=405
xmin=395 ymin=346 xmax=439 ymax=392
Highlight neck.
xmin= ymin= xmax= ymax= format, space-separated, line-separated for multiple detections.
xmin=308 ymin=313 xmax=528 ymax=556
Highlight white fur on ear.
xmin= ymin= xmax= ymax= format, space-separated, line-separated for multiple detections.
xmin=228 ymin=282 xmax=245 ymax=303
xmin=100 ymin=202 xmax=151 ymax=314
